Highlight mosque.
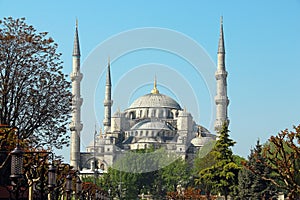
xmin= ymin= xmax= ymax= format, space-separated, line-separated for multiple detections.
xmin=69 ymin=19 xmax=229 ymax=172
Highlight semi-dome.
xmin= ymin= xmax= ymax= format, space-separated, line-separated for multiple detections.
xmin=131 ymin=120 xmax=172 ymax=131
xmin=129 ymin=93 xmax=181 ymax=110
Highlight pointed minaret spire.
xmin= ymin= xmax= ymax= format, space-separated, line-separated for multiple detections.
xmin=70 ymin=19 xmax=83 ymax=170
xmin=106 ymin=56 xmax=111 ymax=86
xmin=72 ymin=18 xmax=80 ymax=57
xmin=214 ymin=17 xmax=229 ymax=132
xmin=103 ymin=57 xmax=113 ymax=132
xmin=218 ymin=16 xmax=225 ymax=54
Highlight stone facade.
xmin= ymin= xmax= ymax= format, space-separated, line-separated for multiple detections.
xmin=70 ymin=19 xmax=229 ymax=172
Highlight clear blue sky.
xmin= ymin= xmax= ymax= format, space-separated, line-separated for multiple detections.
xmin=1 ymin=0 xmax=300 ymax=161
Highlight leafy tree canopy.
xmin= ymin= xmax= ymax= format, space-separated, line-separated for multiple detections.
xmin=0 ymin=17 xmax=71 ymax=150
xmin=263 ymin=125 xmax=300 ymax=199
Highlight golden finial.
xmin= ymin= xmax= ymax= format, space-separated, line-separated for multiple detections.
xmin=151 ymin=76 xmax=159 ymax=94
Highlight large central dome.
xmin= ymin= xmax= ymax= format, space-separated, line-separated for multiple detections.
xmin=129 ymin=93 xmax=182 ymax=110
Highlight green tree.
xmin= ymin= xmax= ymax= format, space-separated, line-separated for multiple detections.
xmin=263 ymin=125 xmax=300 ymax=199
xmin=194 ymin=147 xmax=217 ymax=198
xmin=99 ymin=148 xmax=164 ymax=199
xmin=99 ymin=148 xmax=192 ymax=199
xmin=237 ymin=167 xmax=255 ymax=199
xmin=196 ymin=123 xmax=240 ymax=200
xmin=159 ymin=157 xmax=190 ymax=192
xmin=0 ymin=17 xmax=71 ymax=150
xmin=238 ymin=140 xmax=277 ymax=199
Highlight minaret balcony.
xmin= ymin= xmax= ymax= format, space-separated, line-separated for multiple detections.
xmin=104 ymin=99 xmax=113 ymax=106
xmin=215 ymin=71 xmax=227 ymax=79
xmin=70 ymin=72 xmax=83 ymax=81
xmin=215 ymin=96 xmax=229 ymax=105
xmin=103 ymin=119 xmax=111 ymax=127
xmin=71 ymin=97 xmax=83 ymax=107
xmin=69 ymin=121 xmax=83 ymax=132
xmin=214 ymin=119 xmax=230 ymax=129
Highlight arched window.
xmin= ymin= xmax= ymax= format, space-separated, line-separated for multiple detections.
xmin=140 ymin=110 xmax=143 ymax=118
xmin=130 ymin=111 xmax=136 ymax=119
xmin=100 ymin=163 xmax=105 ymax=170
xmin=170 ymin=111 xmax=174 ymax=119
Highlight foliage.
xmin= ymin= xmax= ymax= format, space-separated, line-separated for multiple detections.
xmin=0 ymin=125 xmax=29 ymax=185
xmin=194 ymin=150 xmax=217 ymax=198
xmin=166 ymin=187 xmax=204 ymax=199
xmin=99 ymin=148 xmax=160 ymax=199
xmin=159 ymin=157 xmax=190 ymax=192
xmin=99 ymin=167 xmax=143 ymax=199
xmin=196 ymin=123 xmax=240 ymax=200
xmin=237 ymin=167 xmax=255 ymax=199
xmin=193 ymin=140 xmax=217 ymax=174
xmin=81 ymin=182 xmax=107 ymax=199
xmin=0 ymin=17 xmax=71 ymax=150
xmin=0 ymin=125 xmax=73 ymax=198
xmin=238 ymin=140 xmax=277 ymax=200
xmin=232 ymin=154 xmax=245 ymax=168
xmin=263 ymin=125 xmax=300 ymax=199
xmin=98 ymin=147 xmax=193 ymax=199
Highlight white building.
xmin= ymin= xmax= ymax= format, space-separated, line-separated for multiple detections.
xmin=70 ymin=18 xmax=229 ymax=172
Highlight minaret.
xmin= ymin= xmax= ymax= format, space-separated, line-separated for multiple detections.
xmin=103 ymin=58 xmax=113 ymax=132
xmin=214 ymin=17 xmax=229 ymax=132
xmin=70 ymin=20 xmax=83 ymax=170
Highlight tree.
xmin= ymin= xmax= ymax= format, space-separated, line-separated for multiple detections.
xmin=237 ymin=166 xmax=255 ymax=199
xmin=99 ymin=148 xmax=162 ymax=199
xmin=0 ymin=17 xmax=71 ymax=150
xmin=196 ymin=123 xmax=240 ymax=200
xmin=238 ymin=140 xmax=277 ymax=199
xmin=98 ymin=148 xmax=192 ymax=199
xmin=263 ymin=125 xmax=300 ymax=199
xmin=159 ymin=157 xmax=190 ymax=193
xmin=194 ymin=149 xmax=217 ymax=199
xmin=0 ymin=125 xmax=25 ymax=185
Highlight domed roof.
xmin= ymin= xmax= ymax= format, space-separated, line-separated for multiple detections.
xmin=128 ymin=93 xmax=181 ymax=110
xmin=131 ymin=120 xmax=173 ymax=131
xmin=191 ymin=136 xmax=213 ymax=147
xmin=127 ymin=78 xmax=181 ymax=110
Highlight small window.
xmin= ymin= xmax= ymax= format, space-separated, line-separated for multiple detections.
xmin=100 ymin=163 xmax=105 ymax=170
xmin=140 ymin=110 xmax=143 ymax=117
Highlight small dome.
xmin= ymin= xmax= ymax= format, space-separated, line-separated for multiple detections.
xmin=131 ymin=119 xmax=172 ymax=130
xmin=191 ymin=136 xmax=213 ymax=147
xmin=128 ymin=93 xmax=181 ymax=110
